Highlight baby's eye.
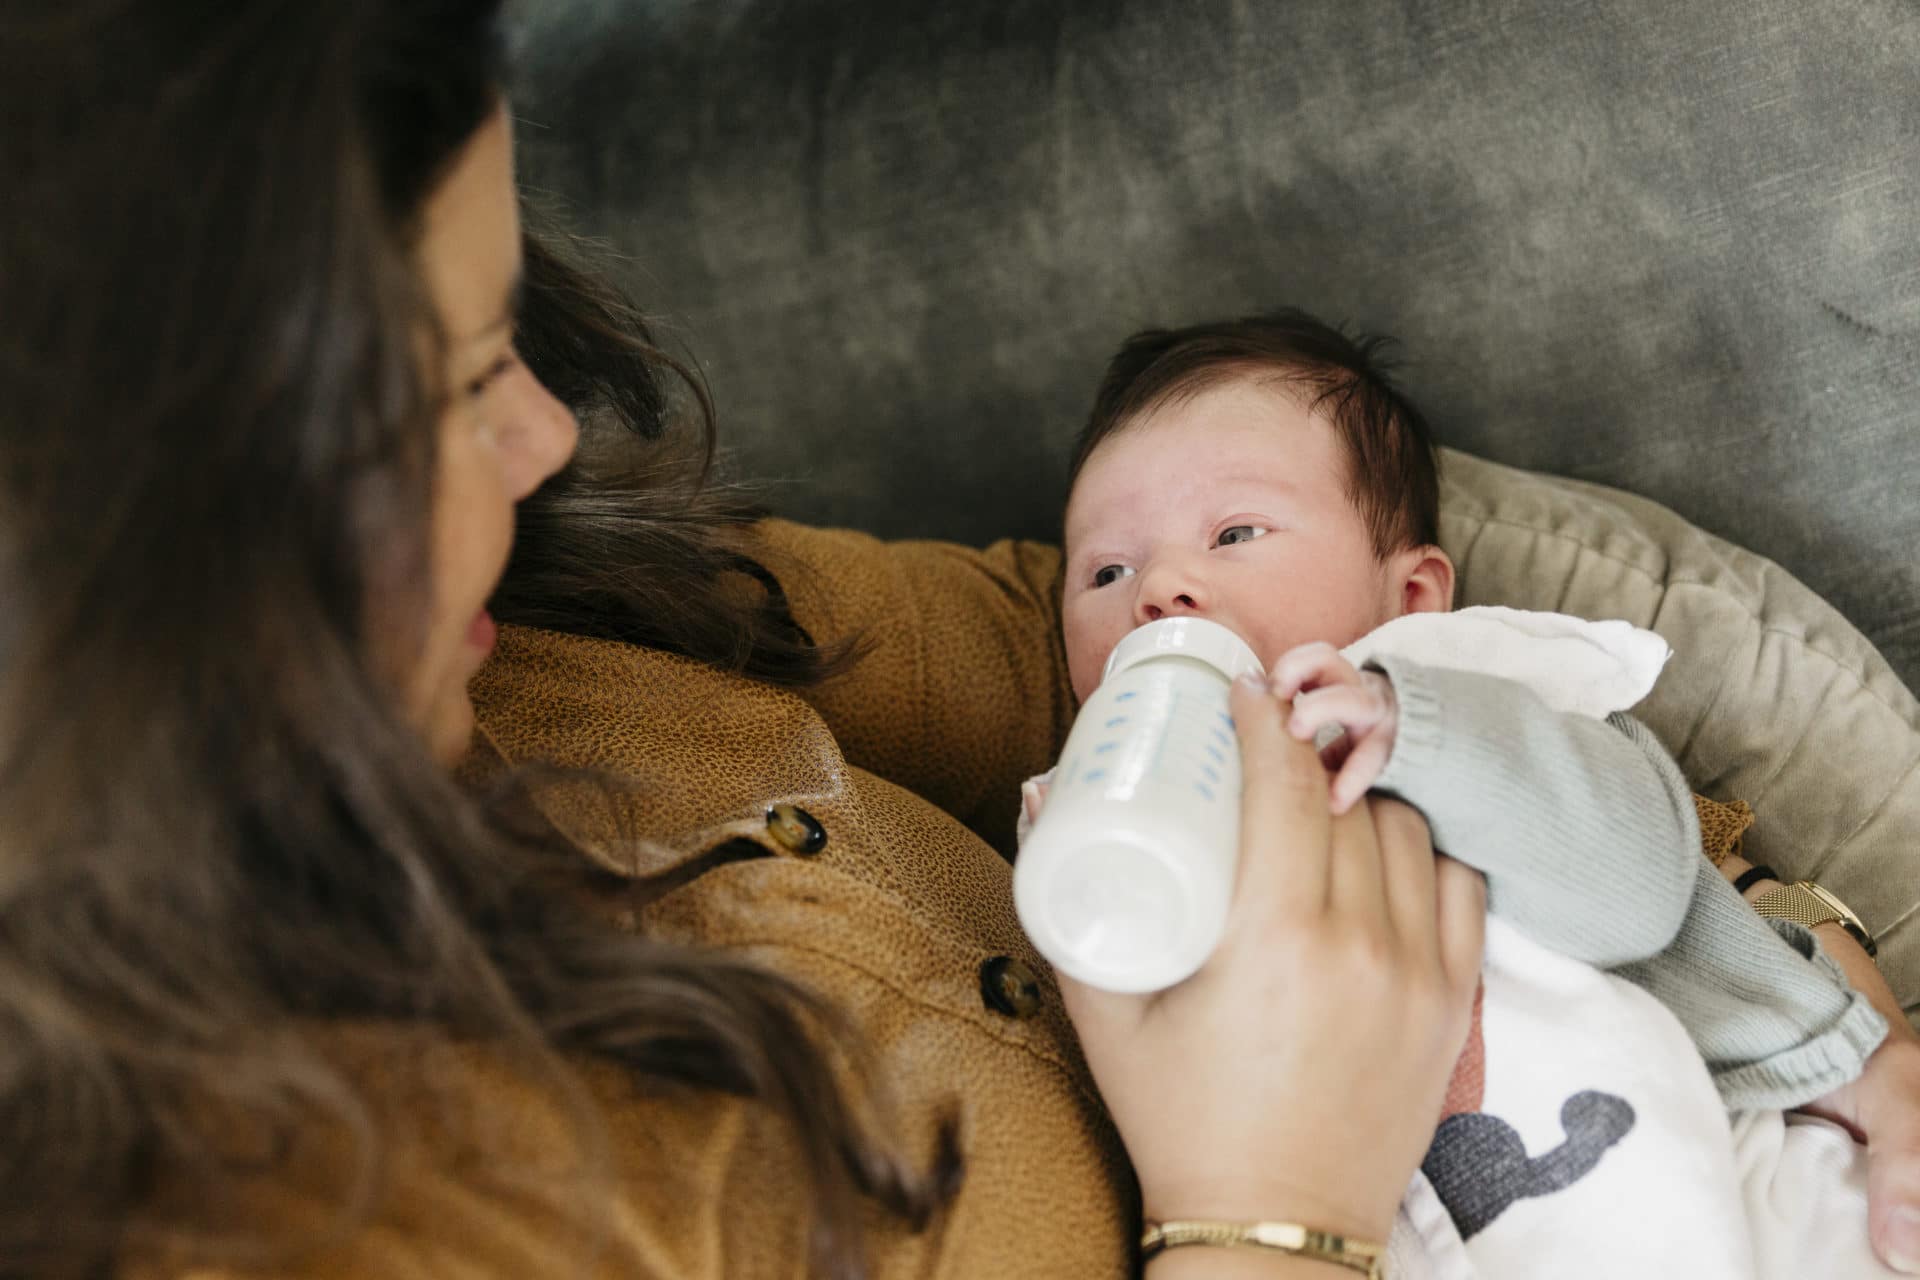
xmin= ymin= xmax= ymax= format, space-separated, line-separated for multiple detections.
xmin=1214 ymin=524 xmax=1270 ymax=547
xmin=1092 ymin=564 xmax=1136 ymax=588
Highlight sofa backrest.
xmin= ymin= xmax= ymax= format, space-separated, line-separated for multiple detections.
xmin=509 ymin=0 xmax=1920 ymax=695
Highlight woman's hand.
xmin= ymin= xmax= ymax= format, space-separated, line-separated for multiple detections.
xmin=1800 ymin=952 xmax=1920 ymax=1274
xmin=1795 ymin=937 xmax=1920 ymax=1272
xmin=1059 ymin=673 xmax=1486 ymax=1248
xmin=1720 ymin=852 xmax=1920 ymax=1271
xmin=1823 ymin=1032 xmax=1920 ymax=1274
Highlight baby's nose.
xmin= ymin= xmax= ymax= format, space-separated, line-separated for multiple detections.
xmin=1138 ymin=591 xmax=1200 ymax=623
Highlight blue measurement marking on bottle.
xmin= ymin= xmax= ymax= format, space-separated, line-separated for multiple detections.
xmin=1144 ymin=686 xmax=1178 ymax=781
xmin=1141 ymin=675 xmax=1237 ymax=809
xmin=1100 ymin=668 xmax=1242 ymax=805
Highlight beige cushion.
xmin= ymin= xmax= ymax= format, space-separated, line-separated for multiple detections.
xmin=1439 ymin=449 xmax=1920 ymax=1026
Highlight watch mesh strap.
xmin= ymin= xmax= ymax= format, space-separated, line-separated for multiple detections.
xmin=1751 ymin=881 xmax=1876 ymax=957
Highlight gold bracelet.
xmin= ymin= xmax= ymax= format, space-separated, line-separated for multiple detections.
xmin=1141 ymin=1219 xmax=1386 ymax=1276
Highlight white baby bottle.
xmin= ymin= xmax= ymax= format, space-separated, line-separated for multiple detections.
xmin=1014 ymin=616 xmax=1263 ymax=993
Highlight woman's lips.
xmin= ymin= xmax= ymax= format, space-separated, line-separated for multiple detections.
xmin=467 ymin=607 xmax=498 ymax=655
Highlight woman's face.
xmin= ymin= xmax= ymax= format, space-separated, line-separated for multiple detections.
xmin=407 ymin=103 xmax=577 ymax=762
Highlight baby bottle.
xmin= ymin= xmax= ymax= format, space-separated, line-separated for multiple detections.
xmin=1014 ymin=616 xmax=1263 ymax=993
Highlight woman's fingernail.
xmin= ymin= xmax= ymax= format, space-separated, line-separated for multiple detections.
xmin=1887 ymin=1208 xmax=1920 ymax=1273
xmin=1236 ymin=671 xmax=1268 ymax=693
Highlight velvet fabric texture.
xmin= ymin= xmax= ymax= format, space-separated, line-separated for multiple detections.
xmin=509 ymin=0 xmax=1920 ymax=695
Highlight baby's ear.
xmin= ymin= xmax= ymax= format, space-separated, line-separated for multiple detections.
xmin=1391 ymin=544 xmax=1455 ymax=616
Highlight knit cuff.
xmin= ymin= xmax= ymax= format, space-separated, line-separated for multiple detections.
xmin=1371 ymin=652 xmax=1447 ymax=813
xmin=1712 ymin=948 xmax=1889 ymax=1111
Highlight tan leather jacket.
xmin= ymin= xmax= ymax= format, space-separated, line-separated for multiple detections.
xmin=467 ymin=519 xmax=1130 ymax=1277
xmin=147 ymin=520 xmax=1132 ymax=1279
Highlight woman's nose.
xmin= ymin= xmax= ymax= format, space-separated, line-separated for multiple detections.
xmin=505 ymin=375 xmax=580 ymax=500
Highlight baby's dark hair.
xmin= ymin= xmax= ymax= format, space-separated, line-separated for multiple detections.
xmin=1070 ymin=308 xmax=1442 ymax=558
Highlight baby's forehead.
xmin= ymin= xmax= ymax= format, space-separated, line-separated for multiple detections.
xmin=1062 ymin=438 xmax=1226 ymax=554
xmin=1064 ymin=386 xmax=1359 ymax=557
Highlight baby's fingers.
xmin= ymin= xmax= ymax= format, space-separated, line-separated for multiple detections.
xmin=1269 ymin=642 xmax=1361 ymax=700
xmin=1288 ymin=681 xmax=1390 ymax=743
xmin=1019 ymin=775 xmax=1051 ymax=826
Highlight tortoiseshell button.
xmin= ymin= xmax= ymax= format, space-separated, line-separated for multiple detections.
xmin=765 ymin=803 xmax=827 ymax=855
xmin=979 ymin=956 xmax=1042 ymax=1019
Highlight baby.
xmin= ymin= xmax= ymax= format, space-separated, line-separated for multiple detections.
xmin=1046 ymin=309 xmax=1906 ymax=1276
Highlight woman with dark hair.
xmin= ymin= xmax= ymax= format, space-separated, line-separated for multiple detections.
xmin=1 ymin=2 xmax=1485 ymax=1277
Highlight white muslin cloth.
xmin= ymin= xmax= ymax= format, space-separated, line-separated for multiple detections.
xmin=1339 ymin=604 xmax=1671 ymax=720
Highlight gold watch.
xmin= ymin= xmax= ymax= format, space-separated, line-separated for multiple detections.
xmin=1750 ymin=880 xmax=1876 ymax=957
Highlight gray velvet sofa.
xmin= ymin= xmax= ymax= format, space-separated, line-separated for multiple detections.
xmin=508 ymin=0 xmax=1920 ymax=1020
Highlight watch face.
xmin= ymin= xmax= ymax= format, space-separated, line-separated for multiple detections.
xmin=1797 ymin=882 xmax=1877 ymax=957
xmin=1797 ymin=882 xmax=1838 ymax=917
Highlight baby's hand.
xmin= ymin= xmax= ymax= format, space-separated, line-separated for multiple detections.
xmin=1015 ymin=771 xmax=1053 ymax=848
xmin=1270 ymin=642 xmax=1400 ymax=815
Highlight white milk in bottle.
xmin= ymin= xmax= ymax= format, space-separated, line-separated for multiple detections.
xmin=1014 ymin=617 xmax=1262 ymax=993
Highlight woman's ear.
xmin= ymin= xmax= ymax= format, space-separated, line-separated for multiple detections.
xmin=1390 ymin=545 xmax=1455 ymax=616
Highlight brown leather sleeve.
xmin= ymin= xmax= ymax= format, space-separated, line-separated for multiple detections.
xmin=751 ymin=519 xmax=1075 ymax=858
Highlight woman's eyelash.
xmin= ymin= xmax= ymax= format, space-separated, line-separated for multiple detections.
xmin=465 ymin=351 xmax=519 ymax=398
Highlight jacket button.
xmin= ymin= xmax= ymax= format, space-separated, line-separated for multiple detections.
xmin=979 ymin=956 xmax=1042 ymax=1019
xmin=765 ymin=803 xmax=827 ymax=855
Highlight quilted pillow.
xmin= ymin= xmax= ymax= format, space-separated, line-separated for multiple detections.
xmin=1439 ymin=448 xmax=1919 ymax=1025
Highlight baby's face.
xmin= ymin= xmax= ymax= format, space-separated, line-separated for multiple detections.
xmin=1062 ymin=378 xmax=1407 ymax=701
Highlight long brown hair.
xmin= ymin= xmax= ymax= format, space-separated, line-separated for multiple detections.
xmin=494 ymin=225 xmax=863 ymax=685
xmin=0 ymin=3 xmax=936 ymax=1276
